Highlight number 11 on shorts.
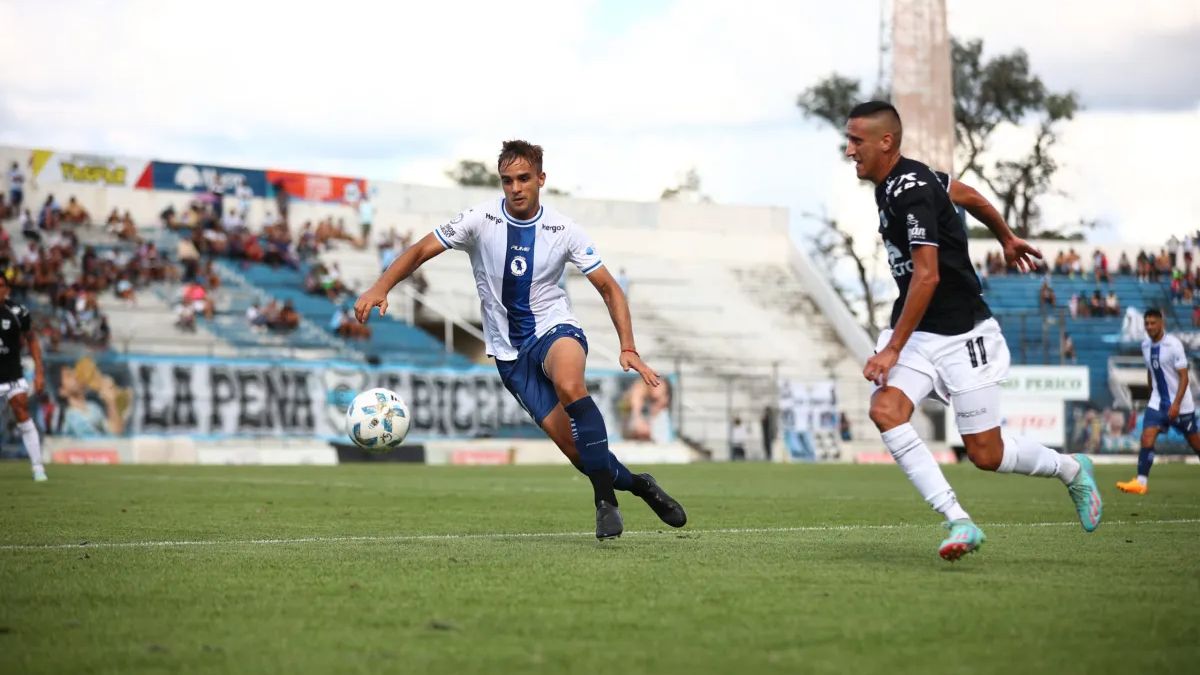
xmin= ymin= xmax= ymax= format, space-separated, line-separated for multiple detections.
xmin=965 ymin=336 xmax=988 ymax=368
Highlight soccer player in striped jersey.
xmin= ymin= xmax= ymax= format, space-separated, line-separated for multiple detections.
xmin=1117 ymin=309 xmax=1200 ymax=494
xmin=354 ymin=140 xmax=686 ymax=539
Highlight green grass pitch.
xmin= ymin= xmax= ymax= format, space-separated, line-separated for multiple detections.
xmin=2 ymin=462 xmax=1198 ymax=674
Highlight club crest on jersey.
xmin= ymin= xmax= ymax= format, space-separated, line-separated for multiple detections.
xmin=0 ymin=319 xmax=8 ymax=330
xmin=510 ymin=255 xmax=528 ymax=277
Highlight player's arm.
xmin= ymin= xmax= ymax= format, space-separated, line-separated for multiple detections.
xmin=586 ymin=267 xmax=660 ymax=387
xmin=863 ymin=245 xmax=940 ymax=385
xmin=949 ymin=180 xmax=1042 ymax=273
xmin=354 ymin=234 xmax=446 ymax=322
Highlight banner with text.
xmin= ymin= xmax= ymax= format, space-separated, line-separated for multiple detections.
xmin=266 ymin=170 xmax=366 ymax=204
xmin=29 ymin=355 xmax=670 ymax=443
xmin=146 ymin=161 xmax=269 ymax=197
xmin=28 ymin=149 xmax=151 ymax=188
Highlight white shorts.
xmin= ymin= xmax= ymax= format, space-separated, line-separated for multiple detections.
xmin=0 ymin=378 xmax=31 ymax=400
xmin=873 ymin=318 xmax=1009 ymax=434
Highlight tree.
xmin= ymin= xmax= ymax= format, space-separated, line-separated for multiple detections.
xmin=794 ymin=37 xmax=1080 ymax=331
xmin=446 ymin=160 xmax=500 ymax=188
xmin=661 ymin=168 xmax=709 ymax=202
xmin=950 ymin=39 xmax=1079 ymax=237
xmin=806 ymin=209 xmax=890 ymax=339
xmin=795 ymin=74 xmax=863 ymax=132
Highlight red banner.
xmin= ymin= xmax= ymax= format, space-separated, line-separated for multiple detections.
xmin=266 ymin=170 xmax=366 ymax=204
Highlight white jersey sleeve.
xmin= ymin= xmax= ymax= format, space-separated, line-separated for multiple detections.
xmin=566 ymin=222 xmax=604 ymax=276
xmin=1167 ymin=336 xmax=1189 ymax=371
xmin=432 ymin=208 xmax=484 ymax=250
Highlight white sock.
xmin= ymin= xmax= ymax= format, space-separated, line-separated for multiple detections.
xmin=998 ymin=434 xmax=1079 ymax=484
xmin=1137 ymin=475 xmax=1148 ymax=486
xmin=881 ymin=423 xmax=970 ymax=522
xmin=18 ymin=419 xmax=43 ymax=469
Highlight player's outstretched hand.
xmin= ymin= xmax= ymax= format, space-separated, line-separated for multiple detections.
xmin=1003 ymin=237 xmax=1043 ymax=274
xmin=354 ymin=287 xmax=389 ymax=324
xmin=862 ymin=347 xmax=899 ymax=387
xmin=33 ymin=370 xmax=44 ymax=395
xmin=620 ymin=351 xmax=661 ymax=387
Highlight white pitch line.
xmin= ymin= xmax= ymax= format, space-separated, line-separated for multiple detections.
xmin=2 ymin=518 xmax=1197 ymax=553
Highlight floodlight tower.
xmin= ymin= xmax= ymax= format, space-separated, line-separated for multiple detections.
xmin=890 ymin=0 xmax=955 ymax=174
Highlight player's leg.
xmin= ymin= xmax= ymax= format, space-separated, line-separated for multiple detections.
xmin=1119 ymin=412 xmax=1161 ymax=494
xmin=870 ymin=381 xmax=968 ymax=521
xmin=870 ymin=371 xmax=983 ymax=561
xmin=540 ymin=336 xmax=626 ymax=538
xmin=955 ymin=386 xmax=1100 ymax=531
xmin=8 ymin=386 xmax=45 ymax=481
xmin=540 ymin=402 xmax=686 ymax=528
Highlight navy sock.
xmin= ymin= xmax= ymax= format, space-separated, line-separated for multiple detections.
xmin=1137 ymin=446 xmax=1155 ymax=477
xmin=565 ymin=396 xmax=619 ymax=506
xmin=566 ymin=452 xmax=637 ymax=492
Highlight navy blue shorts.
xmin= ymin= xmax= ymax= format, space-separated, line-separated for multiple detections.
xmin=496 ymin=324 xmax=589 ymax=426
xmin=1143 ymin=406 xmax=1198 ymax=436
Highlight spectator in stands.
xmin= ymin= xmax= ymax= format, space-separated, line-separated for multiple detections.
xmin=246 ymin=302 xmax=268 ymax=330
xmin=331 ymin=302 xmax=371 ymax=340
xmin=298 ymin=221 xmax=318 ymax=261
xmin=617 ymin=267 xmax=631 ymax=299
xmin=1039 ymin=279 xmax=1056 ymax=309
xmin=114 ymin=273 xmax=135 ymax=303
xmin=1185 ymin=236 xmax=1195 ymax=270
xmin=38 ymin=195 xmax=60 ymax=231
xmin=1136 ymin=250 xmax=1150 ymax=282
xmin=18 ymin=208 xmax=33 ymax=235
xmin=160 ymin=204 xmax=179 ymax=229
xmin=221 ymin=207 xmax=243 ymax=231
xmin=1155 ymin=249 xmax=1170 ymax=282
xmin=760 ymin=406 xmax=776 ymax=461
xmin=1172 ymin=270 xmax=1185 ymax=304
xmin=1105 ymin=290 xmax=1120 ymax=317
xmin=1061 ymin=333 xmax=1076 ymax=364
xmin=62 ymin=197 xmax=90 ymax=226
xmin=1068 ymin=292 xmax=1080 ymax=319
xmin=1088 ymin=290 xmax=1104 ymax=316
xmin=104 ymin=208 xmax=122 ymax=234
xmin=1118 ymin=251 xmax=1132 ymax=276
xmin=1192 ymin=303 xmax=1200 ymax=328
xmin=1053 ymin=250 xmax=1068 ymax=275
xmin=272 ymin=299 xmax=300 ymax=332
xmin=117 ymin=210 xmax=138 ymax=242
xmin=1093 ymin=249 xmax=1109 ymax=283
xmin=7 ymin=161 xmax=25 ymax=220
xmin=272 ymin=180 xmax=290 ymax=226
xmin=1068 ymin=248 xmax=1083 ymax=278
xmin=729 ymin=417 xmax=748 ymax=461
xmin=357 ymin=196 xmax=374 ymax=249
xmin=181 ymin=281 xmax=214 ymax=321
xmin=839 ymin=411 xmax=852 ymax=442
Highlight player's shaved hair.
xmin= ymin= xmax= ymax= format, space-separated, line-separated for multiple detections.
xmin=848 ymin=101 xmax=903 ymax=146
xmin=1144 ymin=308 xmax=1163 ymax=320
xmin=498 ymin=140 xmax=544 ymax=174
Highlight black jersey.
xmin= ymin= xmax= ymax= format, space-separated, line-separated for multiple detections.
xmin=0 ymin=300 xmax=32 ymax=382
xmin=875 ymin=156 xmax=991 ymax=336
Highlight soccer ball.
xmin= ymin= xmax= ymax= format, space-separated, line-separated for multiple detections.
xmin=346 ymin=388 xmax=411 ymax=450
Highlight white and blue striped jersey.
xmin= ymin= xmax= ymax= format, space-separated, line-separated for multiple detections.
xmin=432 ymin=198 xmax=604 ymax=360
xmin=1142 ymin=333 xmax=1194 ymax=414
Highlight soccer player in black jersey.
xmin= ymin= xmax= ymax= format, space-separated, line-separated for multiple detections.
xmin=0 ymin=275 xmax=47 ymax=481
xmin=845 ymin=101 xmax=1102 ymax=561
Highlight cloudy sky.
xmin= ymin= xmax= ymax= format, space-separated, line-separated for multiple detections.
xmin=0 ymin=0 xmax=1196 ymax=246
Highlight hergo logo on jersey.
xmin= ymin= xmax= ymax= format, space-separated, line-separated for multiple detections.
xmin=0 ymin=320 xmax=8 ymax=330
xmin=510 ymin=255 xmax=528 ymax=277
